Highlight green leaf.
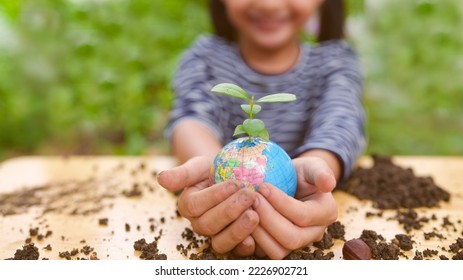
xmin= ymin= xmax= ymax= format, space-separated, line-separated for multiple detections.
xmin=240 ymin=104 xmax=261 ymax=116
xmin=243 ymin=119 xmax=265 ymax=135
xmin=211 ymin=83 xmax=250 ymax=101
xmin=256 ymin=129 xmax=269 ymax=141
xmin=233 ymin=124 xmax=246 ymax=137
xmin=256 ymin=93 xmax=296 ymax=103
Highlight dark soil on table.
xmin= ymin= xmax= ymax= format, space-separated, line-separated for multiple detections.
xmin=334 ymin=156 xmax=463 ymax=260
xmin=178 ymin=222 xmax=345 ymax=260
xmin=133 ymin=229 xmax=167 ymax=260
xmin=337 ymin=155 xmax=450 ymax=209
xmin=5 ymin=243 xmax=40 ymax=260
xmin=2 ymin=157 xmax=461 ymax=260
xmin=393 ymin=234 xmax=414 ymax=251
xmin=359 ymin=230 xmax=401 ymax=260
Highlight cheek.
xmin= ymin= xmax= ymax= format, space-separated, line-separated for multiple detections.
xmin=291 ymin=0 xmax=322 ymax=25
xmin=223 ymin=0 xmax=250 ymax=29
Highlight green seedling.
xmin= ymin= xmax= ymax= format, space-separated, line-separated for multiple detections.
xmin=211 ymin=83 xmax=296 ymax=141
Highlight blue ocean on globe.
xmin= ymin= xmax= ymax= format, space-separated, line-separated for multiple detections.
xmin=209 ymin=137 xmax=297 ymax=197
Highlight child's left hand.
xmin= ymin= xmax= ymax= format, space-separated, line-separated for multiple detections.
xmin=250 ymin=156 xmax=338 ymax=259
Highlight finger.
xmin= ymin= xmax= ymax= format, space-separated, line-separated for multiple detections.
xmin=157 ymin=156 xmax=211 ymax=191
xmin=233 ymin=236 xmax=256 ymax=257
xmin=252 ymin=225 xmax=290 ymax=260
xmin=296 ymin=157 xmax=336 ymax=192
xmin=211 ymin=210 xmax=259 ymax=254
xmin=178 ymin=180 xmax=241 ymax=218
xmin=257 ymin=183 xmax=337 ymax=227
xmin=254 ymin=244 xmax=266 ymax=258
xmin=192 ymin=188 xmax=257 ymax=236
xmin=315 ymin=171 xmax=337 ymax=192
xmin=253 ymin=193 xmax=333 ymax=249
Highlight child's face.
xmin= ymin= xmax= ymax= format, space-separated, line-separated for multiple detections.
xmin=223 ymin=0 xmax=323 ymax=50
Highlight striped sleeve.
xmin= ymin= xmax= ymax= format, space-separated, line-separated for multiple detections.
xmin=164 ymin=42 xmax=225 ymax=142
xmin=293 ymin=42 xmax=366 ymax=181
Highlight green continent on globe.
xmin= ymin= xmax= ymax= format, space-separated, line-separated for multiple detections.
xmin=209 ymin=137 xmax=297 ymax=197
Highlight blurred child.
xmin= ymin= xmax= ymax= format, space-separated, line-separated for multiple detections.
xmin=158 ymin=0 xmax=365 ymax=259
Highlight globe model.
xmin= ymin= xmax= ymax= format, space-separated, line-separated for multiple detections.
xmin=209 ymin=137 xmax=297 ymax=197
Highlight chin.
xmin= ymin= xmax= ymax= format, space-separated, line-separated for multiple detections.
xmin=252 ymin=34 xmax=295 ymax=51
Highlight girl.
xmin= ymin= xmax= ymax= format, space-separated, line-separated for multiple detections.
xmin=158 ymin=0 xmax=365 ymax=259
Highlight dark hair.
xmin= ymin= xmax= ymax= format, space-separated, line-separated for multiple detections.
xmin=209 ymin=0 xmax=345 ymax=43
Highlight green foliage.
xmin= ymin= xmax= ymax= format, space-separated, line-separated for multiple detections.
xmin=354 ymin=0 xmax=463 ymax=155
xmin=210 ymin=83 xmax=250 ymax=101
xmin=1 ymin=0 xmax=461 ymax=160
xmin=0 ymin=0 xmax=209 ymax=158
xmin=256 ymin=93 xmax=296 ymax=103
xmin=211 ymin=83 xmax=296 ymax=141
xmin=0 ymin=0 xmax=22 ymax=22
xmin=346 ymin=0 xmax=365 ymax=16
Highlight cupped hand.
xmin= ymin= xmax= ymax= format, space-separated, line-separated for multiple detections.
xmin=157 ymin=156 xmax=260 ymax=256
xmin=251 ymin=156 xmax=338 ymax=259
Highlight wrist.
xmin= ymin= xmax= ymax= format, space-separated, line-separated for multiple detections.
xmin=298 ymin=149 xmax=342 ymax=181
xmin=171 ymin=119 xmax=222 ymax=164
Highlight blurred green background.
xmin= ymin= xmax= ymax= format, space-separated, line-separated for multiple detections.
xmin=0 ymin=0 xmax=462 ymax=161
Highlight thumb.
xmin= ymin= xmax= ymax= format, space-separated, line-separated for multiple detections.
xmin=314 ymin=171 xmax=337 ymax=192
xmin=302 ymin=158 xmax=336 ymax=192
xmin=157 ymin=156 xmax=211 ymax=191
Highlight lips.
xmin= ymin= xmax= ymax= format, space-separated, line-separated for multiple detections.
xmin=248 ymin=14 xmax=291 ymax=33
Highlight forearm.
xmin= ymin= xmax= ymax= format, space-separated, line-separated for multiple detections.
xmin=171 ymin=119 xmax=223 ymax=164
xmin=298 ymin=149 xmax=342 ymax=181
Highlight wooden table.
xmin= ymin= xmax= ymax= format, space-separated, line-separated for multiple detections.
xmin=0 ymin=155 xmax=462 ymax=260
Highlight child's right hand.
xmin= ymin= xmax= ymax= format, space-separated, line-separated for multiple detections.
xmin=157 ymin=156 xmax=260 ymax=257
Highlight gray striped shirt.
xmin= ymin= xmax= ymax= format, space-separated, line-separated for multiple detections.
xmin=166 ymin=35 xmax=366 ymax=181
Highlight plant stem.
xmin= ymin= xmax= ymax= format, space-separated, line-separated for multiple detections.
xmin=249 ymin=96 xmax=254 ymax=119
xmin=248 ymin=96 xmax=254 ymax=142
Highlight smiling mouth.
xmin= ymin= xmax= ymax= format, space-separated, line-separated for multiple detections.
xmin=248 ymin=15 xmax=291 ymax=33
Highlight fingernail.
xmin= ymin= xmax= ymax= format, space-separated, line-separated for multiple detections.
xmin=226 ymin=181 xmax=241 ymax=194
xmin=156 ymin=170 xmax=165 ymax=179
xmin=242 ymin=237 xmax=253 ymax=247
xmin=258 ymin=184 xmax=270 ymax=198
xmin=323 ymin=172 xmax=337 ymax=189
xmin=252 ymin=196 xmax=260 ymax=208
xmin=242 ymin=212 xmax=256 ymax=229
xmin=239 ymin=191 xmax=253 ymax=206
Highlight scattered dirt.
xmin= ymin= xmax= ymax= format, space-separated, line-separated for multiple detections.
xmin=177 ymin=223 xmax=345 ymax=260
xmin=393 ymin=234 xmax=414 ymax=251
xmin=0 ymin=160 xmax=160 ymax=217
xmin=122 ymin=183 xmax=142 ymax=198
xmin=80 ymin=245 xmax=94 ymax=255
xmin=359 ymin=230 xmax=400 ymax=260
xmin=57 ymin=245 xmax=98 ymax=260
xmin=424 ymin=231 xmax=445 ymax=241
xmin=1 ymin=157 xmax=460 ymax=260
xmin=336 ymin=156 xmax=460 ymax=260
xmin=448 ymin=238 xmax=463 ymax=255
xmin=327 ymin=221 xmax=345 ymax=241
xmin=393 ymin=209 xmax=429 ymax=233
xmin=29 ymin=227 xmax=39 ymax=236
xmin=5 ymin=243 xmax=40 ymax=260
xmin=338 ymin=155 xmax=450 ymax=209
xmin=313 ymin=232 xmax=334 ymax=250
xmin=98 ymin=218 xmax=108 ymax=226
xmin=285 ymin=247 xmax=335 ymax=260
xmin=1 ymin=159 xmax=166 ymax=260
xmin=133 ymin=230 xmax=167 ymax=260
